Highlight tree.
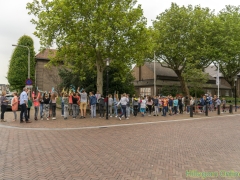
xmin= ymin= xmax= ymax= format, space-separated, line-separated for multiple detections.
xmin=152 ymin=3 xmax=213 ymax=96
xmin=27 ymin=0 xmax=152 ymax=94
xmin=7 ymin=35 xmax=35 ymax=91
xmin=182 ymin=62 xmax=208 ymax=98
xmin=58 ymin=63 xmax=136 ymax=96
xmin=208 ymin=6 xmax=240 ymax=92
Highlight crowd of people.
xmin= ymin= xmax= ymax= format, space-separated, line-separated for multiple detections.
xmin=0 ymin=87 xmax=228 ymax=123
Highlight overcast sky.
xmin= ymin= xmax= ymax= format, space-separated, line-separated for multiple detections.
xmin=0 ymin=0 xmax=239 ymax=84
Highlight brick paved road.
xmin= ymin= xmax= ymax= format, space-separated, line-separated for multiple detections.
xmin=0 ymin=110 xmax=240 ymax=179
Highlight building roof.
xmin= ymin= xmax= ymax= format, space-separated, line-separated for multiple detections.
xmin=204 ymin=65 xmax=223 ymax=78
xmin=145 ymin=62 xmax=177 ymax=77
xmin=143 ymin=62 xmax=216 ymax=80
xmin=35 ymin=49 xmax=57 ymax=60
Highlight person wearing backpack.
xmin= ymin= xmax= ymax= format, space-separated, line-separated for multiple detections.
xmin=89 ymin=91 xmax=97 ymax=118
xmin=98 ymin=95 xmax=105 ymax=118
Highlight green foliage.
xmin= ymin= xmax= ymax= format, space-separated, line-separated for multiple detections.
xmin=58 ymin=64 xmax=135 ymax=96
xmin=152 ymin=3 xmax=214 ymax=96
xmin=103 ymin=65 xmax=136 ymax=96
xmin=183 ymin=62 xmax=208 ymax=97
xmin=27 ymin=0 xmax=152 ymax=94
xmin=189 ymin=87 xmax=205 ymax=98
xmin=160 ymin=85 xmax=179 ymax=97
xmin=208 ymin=6 xmax=240 ymax=89
xmin=7 ymin=35 xmax=35 ymax=91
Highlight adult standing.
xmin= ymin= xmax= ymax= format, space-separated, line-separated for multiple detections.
xmin=89 ymin=91 xmax=97 ymax=118
xmin=117 ymin=93 xmax=129 ymax=120
xmin=20 ymin=88 xmax=31 ymax=123
xmin=11 ymin=92 xmax=19 ymax=121
xmin=77 ymin=87 xmax=88 ymax=119
xmin=0 ymin=91 xmax=8 ymax=122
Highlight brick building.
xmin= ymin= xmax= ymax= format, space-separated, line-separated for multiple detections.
xmin=35 ymin=49 xmax=61 ymax=92
xmin=132 ymin=62 xmax=232 ymax=97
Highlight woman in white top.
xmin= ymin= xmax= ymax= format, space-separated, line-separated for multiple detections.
xmin=117 ymin=93 xmax=129 ymax=120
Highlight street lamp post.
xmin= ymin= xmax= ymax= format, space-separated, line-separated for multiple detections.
xmin=106 ymin=58 xmax=110 ymax=120
xmin=12 ymin=44 xmax=30 ymax=79
xmin=235 ymin=77 xmax=237 ymax=112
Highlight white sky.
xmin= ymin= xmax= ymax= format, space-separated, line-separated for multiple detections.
xmin=0 ymin=0 xmax=239 ymax=84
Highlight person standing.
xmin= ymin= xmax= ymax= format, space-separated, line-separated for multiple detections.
xmin=0 ymin=91 xmax=8 ymax=122
xmin=108 ymin=94 xmax=113 ymax=117
xmin=89 ymin=91 xmax=97 ymax=118
xmin=20 ymin=88 xmax=31 ymax=123
xmin=11 ymin=92 xmax=18 ymax=121
xmin=62 ymin=93 xmax=69 ymax=120
xmin=133 ymin=97 xmax=139 ymax=117
xmin=32 ymin=91 xmax=40 ymax=120
xmin=98 ymin=96 xmax=105 ymax=118
xmin=95 ymin=91 xmax=101 ymax=112
xmin=117 ymin=93 xmax=129 ymax=120
xmin=78 ymin=87 xmax=88 ymax=119
xmin=51 ymin=92 xmax=58 ymax=120
xmin=113 ymin=94 xmax=119 ymax=117
xmin=42 ymin=92 xmax=51 ymax=120
xmin=72 ymin=93 xmax=79 ymax=119
xmin=27 ymin=97 xmax=32 ymax=120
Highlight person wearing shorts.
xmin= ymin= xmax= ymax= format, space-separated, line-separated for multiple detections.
xmin=78 ymin=88 xmax=88 ymax=118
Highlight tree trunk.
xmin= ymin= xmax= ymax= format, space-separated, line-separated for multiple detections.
xmin=96 ymin=60 xmax=104 ymax=95
xmin=175 ymin=70 xmax=189 ymax=96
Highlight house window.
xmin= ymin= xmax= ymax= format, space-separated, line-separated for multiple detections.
xmin=225 ymin=90 xmax=229 ymax=96
xmin=139 ymin=88 xmax=151 ymax=96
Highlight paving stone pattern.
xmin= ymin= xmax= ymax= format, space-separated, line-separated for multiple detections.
xmin=0 ymin=110 xmax=240 ymax=179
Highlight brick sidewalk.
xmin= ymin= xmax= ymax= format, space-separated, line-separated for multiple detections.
xmin=0 ymin=108 xmax=238 ymax=129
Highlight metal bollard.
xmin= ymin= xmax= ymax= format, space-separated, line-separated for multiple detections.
xmin=217 ymin=105 xmax=220 ymax=115
xmin=229 ymin=105 xmax=233 ymax=113
xmin=190 ymin=105 xmax=193 ymax=117
xmin=205 ymin=105 xmax=208 ymax=116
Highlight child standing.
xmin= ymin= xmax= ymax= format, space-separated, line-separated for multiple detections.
xmin=98 ymin=96 xmax=105 ymax=118
xmin=140 ymin=97 xmax=146 ymax=117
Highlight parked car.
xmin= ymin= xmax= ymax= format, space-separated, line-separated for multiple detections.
xmin=5 ymin=94 xmax=21 ymax=111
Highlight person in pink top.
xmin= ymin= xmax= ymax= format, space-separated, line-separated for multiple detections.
xmin=11 ymin=92 xmax=18 ymax=121
xmin=32 ymin=91 xmax=41 ymax=120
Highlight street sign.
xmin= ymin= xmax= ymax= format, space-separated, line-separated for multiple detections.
xmin=26 ymin=85 xmax=33 ymax=89
xmin=25 ymin=79 xmax=33 ymax=85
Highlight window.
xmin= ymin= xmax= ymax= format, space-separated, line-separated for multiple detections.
xmin=225 ymin=90 xmax=229 ymax=96
xmin=139 ymin=88 xmax=151 ymax=96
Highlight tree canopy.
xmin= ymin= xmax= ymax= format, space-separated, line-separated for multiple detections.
xmin=209 ymin=5 xmax=240 ymax=90
xmin=7 ymin=35 xmax=35 ymax=91
xmin=152 ymin=3 xmax=214 ymax=96
xmin=27 ymin=0 xmax=152 ymax=94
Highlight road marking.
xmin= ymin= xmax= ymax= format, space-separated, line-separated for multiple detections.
xmin=0 ymin=114 xmax=239 ymax=131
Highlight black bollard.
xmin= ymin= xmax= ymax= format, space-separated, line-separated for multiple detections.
xmin=190 ymin=105 xmax=193 ymax=117
xmin=217 ymin=105 xmax=220 ymax=115
xmin=205 ymin=105 xmax=208 ymax=116
xmin=229 ymin=105 xmax=233 ymax=113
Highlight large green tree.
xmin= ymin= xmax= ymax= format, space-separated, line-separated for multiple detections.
xmin=7 ymin=35 xmax=35 ymax=91
xmin=27 ymin=0 xmax=152 ymax=94
xmin=152 ymin=3 xmax=214 ymax=96
xmin=208 ymin=5 xmax=240 ymax=91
